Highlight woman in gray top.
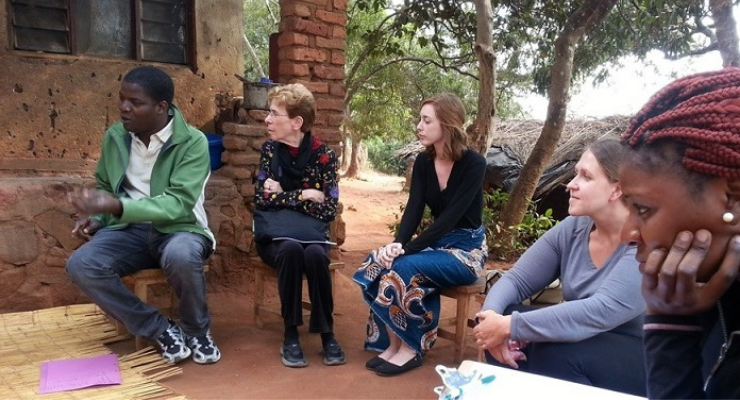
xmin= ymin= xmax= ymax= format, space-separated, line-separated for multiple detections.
xmin=473 ymin=139 xmax=646 ymax=396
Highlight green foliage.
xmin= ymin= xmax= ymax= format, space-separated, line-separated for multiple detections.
xmin=388 ymin=188 xmax=557 ymax=260
xmin=484 ymin=189 xmax=557 ymax=260
xmin=364 ymin=137 xmax=408 ymax=176
xmin=242 ymin=0 xmax=279 ymax=80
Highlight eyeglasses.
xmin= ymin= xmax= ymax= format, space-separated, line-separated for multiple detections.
xmin=268 ymin=111 xmax=290 ymax=118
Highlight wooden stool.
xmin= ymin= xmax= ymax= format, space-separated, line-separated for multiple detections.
xmin=438 ymin=276 xmax=486 ymax=364
xmin=251 ymin=256 xmax=344 ymax=329
xmin=113 ymin=265 xmax=210 ymax=350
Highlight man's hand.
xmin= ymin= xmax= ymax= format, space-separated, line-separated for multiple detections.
xmin=68 ymin=187 xmax=122 ymax=216
xmin=641 ymin=230 xmax=740 ymax=315
xmin=71 ymin=217 xmax=102 ymax=240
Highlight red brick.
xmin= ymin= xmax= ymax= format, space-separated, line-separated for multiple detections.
xmin=223 ymin=135 xmax=249 ymax=151
xmin=250 ymin=138 xmax=268 ymax=151
xmin=229 ymin=153 xmax=262 ymax=166
xmin=240 ymin=182 xmax=256 ymax=198
xmin=284 ymin=47 xmax=328 ymax=63
xmin=283 ymin=17 xmax=331 ymax=37
xmin=333 ymin=0 xmax=348 ymax=11
xmin=283 ymin=3 xmax=312 ymax=17
xmin=313 ymin=65 xmax=345 ymax=80
xmin=313 ymin=128 xmax=342 ymax=144
xmin=292 ymin=80 xmax=329 ymax=94
xmin=316 ymin=36 xmax=345 ymax=50
xmin=248 ymin=110 xmax=269 ymax=122
xmin=300 ymin=0 xmax=328 ymax=5
xmin=221 ymin=122 xmax=238 ymax=134
xmin=279 ymin=63 xmax=311 ymax=77
xmin=329 ymin=83 xmax=346 ymax=97
xmin=220 ymin=165 xmax=253 ymax=180
xmin=316 ymin=98 xmax=344 ymax=112
xmin=234 ymin=124 xmax=268 ymax=137
xmin=314 ymin=114 xmax=327 ymax=127
xmin=330 ymin=51 xmax=345 ymax=65
xmin=316 ymin=10 xmax=347 ymax=26
xmin=327 ymin=113 xmax=345 ymax=127
xmin=332 ymin=26 xmax=346 ymax=39
xmin=277 ymin=32 xmax=309 ymax=47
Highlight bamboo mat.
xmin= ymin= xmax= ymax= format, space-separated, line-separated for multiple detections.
xmin=0 ymin=304 xmax=186 ymax=399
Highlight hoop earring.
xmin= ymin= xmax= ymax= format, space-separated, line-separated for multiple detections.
xmin=723 ymin=212 xmax=735 ymax=224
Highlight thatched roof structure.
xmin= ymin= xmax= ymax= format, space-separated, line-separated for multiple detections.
xmin=490 ymin=115 xmax=631 ymax=167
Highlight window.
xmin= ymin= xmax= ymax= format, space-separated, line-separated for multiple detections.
xmin=9 ymin=0 xmax=193 ymax=65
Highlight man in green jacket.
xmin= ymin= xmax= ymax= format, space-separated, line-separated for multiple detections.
xmin=66 ymin=66 xmax=220 ymax=365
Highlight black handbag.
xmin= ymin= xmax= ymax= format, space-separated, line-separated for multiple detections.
xmin=252 ymin=208 xmax=331 ymax=244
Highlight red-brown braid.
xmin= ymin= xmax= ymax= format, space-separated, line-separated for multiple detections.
xmin=621 ymin=67 xmax=740 ymax=179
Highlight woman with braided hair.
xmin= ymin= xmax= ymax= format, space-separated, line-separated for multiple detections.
xmin=620 ymin=67 xmax=740 ymax=399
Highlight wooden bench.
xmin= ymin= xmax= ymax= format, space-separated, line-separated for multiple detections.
xmin=113 ymin=265 xmax=210 ymax=350
xmin=438 ymin=276 xmax=487 ymax=364
xmin=251 ymin=256 xmax=345 ymax=329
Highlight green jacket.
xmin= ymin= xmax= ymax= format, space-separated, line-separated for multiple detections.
xmin=93 ymin=106 xmax=215 ymax=246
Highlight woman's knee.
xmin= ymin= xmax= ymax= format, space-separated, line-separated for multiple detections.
xmin=303 ymin=245 xmax=329 ymax=264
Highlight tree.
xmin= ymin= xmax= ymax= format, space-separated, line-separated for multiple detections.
xmin=352 ymin=0 xmax=740 ymax=255
xmin=710 ymin=0 xmax=740 ymax=67
xmin=497 ymin=0 xmax=618 ymax=246
xmin=242 ymin=0 xmax=279 ymax=80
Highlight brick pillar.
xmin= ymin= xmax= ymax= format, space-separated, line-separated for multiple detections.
xmin=278 ymin=0 xmax=346 ymax=155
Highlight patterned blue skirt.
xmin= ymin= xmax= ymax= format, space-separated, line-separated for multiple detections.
xmin=353 ymin=227 xmax=486 ymax=355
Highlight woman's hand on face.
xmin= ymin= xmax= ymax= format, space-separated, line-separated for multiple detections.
xmin=473 ymin=310 xmax=511 ymax=351
xmin=301 ymin=189 xmax=325 ymax=203
xmin=263 ymin=178 xmax=283 ymax=194
xmin=641 ymin=230 xmax=740 ymax=315
xmin=378 ymin=242 xmax=404 ymax=268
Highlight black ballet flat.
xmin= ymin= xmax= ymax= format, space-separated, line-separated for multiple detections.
xmin=365 ymin=356 xmax=385 ymax=370
xmin=375 ymin=354 xmax=423 ymax=377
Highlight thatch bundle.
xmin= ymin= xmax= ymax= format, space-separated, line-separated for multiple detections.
xmin=0 ymin=304 xmax=185 ymax=400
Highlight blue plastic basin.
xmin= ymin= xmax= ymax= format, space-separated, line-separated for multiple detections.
xmin=204 ymin=133 xmax=224 ymax=171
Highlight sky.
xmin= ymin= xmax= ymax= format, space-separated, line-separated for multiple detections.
xmin=519 ymin=49 xmax=726 ymax=120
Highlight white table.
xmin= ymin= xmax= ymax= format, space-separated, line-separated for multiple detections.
xmin=438 ymin=360 xmax=646 ymax=400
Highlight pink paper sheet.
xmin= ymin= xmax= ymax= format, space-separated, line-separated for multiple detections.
xmin=38 ymin=353 xmax=121 ymax=394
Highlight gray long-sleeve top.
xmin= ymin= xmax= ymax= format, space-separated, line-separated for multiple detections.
xmin=482 ymin=216 xmax=645 ymax=343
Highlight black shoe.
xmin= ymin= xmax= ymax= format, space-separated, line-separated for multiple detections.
xmin=375 ymin=354 xmax=423 ymax=377
xmin=322 ymin=339 xmax=346 ymax=366
xmin=365 ymin=356 xmax=385 ymax=370
xmin=280 ymin=342 xmax=308 ymax=368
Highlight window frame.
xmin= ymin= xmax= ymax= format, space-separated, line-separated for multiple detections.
xmin=7 ymin=0 xmax=196 ymax=68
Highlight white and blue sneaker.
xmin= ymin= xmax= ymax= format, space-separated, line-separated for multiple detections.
xmin=155 ymin=320 xmax=192 ymax=364
xmin=187 ymin=330 xmax=221 ymax=364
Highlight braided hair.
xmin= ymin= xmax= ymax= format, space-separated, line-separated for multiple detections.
xmin=621 ymin=67 xmax=740 ymax=187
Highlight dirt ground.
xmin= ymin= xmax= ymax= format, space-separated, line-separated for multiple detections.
xmin=109 ymin=171 xmax=479 ymax=399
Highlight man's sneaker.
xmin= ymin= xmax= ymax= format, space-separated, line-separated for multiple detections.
xmin=280 ymin=342 xmax=308 ymax=368
xmin=322 ymin=339 xmax=346 ymax=366
xmin=155 ymin=320 xmax=191 ymax=364
xmin=186 ymin=330 xmax=221 ymax=365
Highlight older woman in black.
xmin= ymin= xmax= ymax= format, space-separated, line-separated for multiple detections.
xmin=254 ymin=83 xmax=344 ymax=368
